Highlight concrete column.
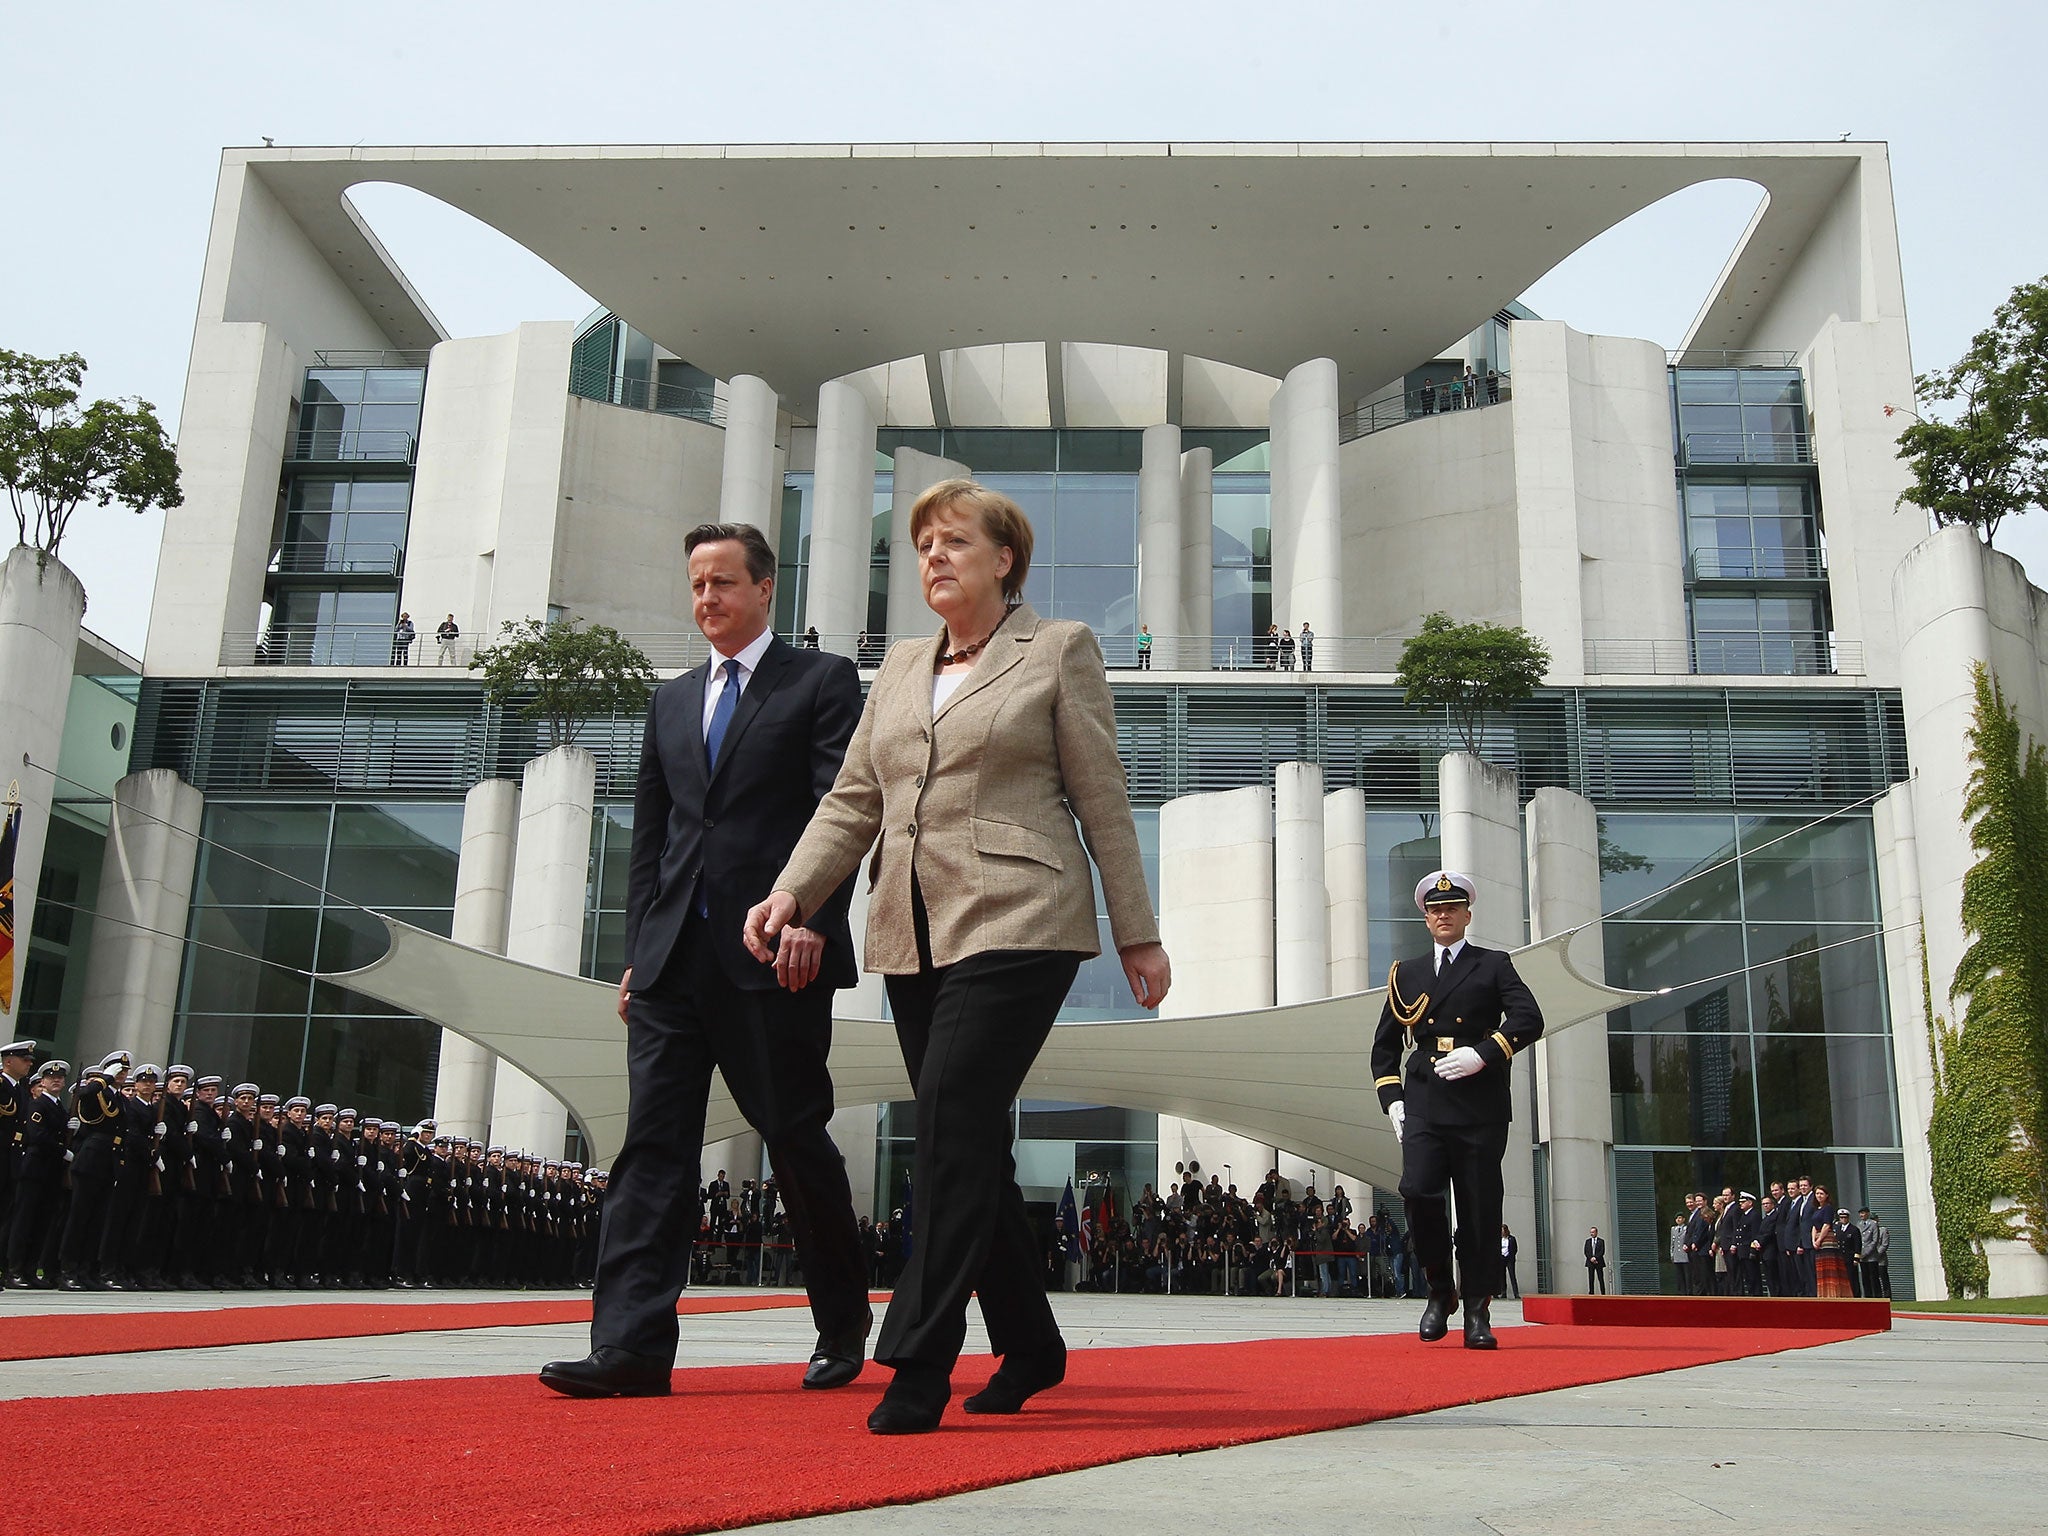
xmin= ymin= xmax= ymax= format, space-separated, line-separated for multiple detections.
xmin=434 ymin=779 xmax=519 ymax=1144
xmin=1874 ymin=782 xmax=1940 ymax=1301
xmin=1156 ymin=785 xmax=1276 ymax=1190
xmin=1138 ymin=424 xmax=1183 ymax=667
xmin=718 ymin=374 xmax=781 ymax=548
xmin=887 ymin=447 xmax=969 ymax=641
xmin=73 ymin=769 xmax=204 ymax=1065
xmin=0 ymin=548 xmax=86 ymax=1034
xmin=1178 ymin=446 xmax=1214 ymax=671
xmin=1274 ymin=763 xmax=1329 ymax=1006
xmin=805 ymin=380 xmax=878 ymax=658
xmin=1270 ymin=358 xmax=1342 ymax=642
xmin=1438 ymin=752 xmax=1537 ymax=1260
xmin=1525 ymin=786 xmax=1613 ymax=1280
xmin=490 ymin=746 xmax=595 ymax=1160
xmin=1324 ymin=787 xmax=1372 ymax=996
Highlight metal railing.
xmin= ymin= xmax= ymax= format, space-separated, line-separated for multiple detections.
xmin=1339 ymin=375 xmax=1511 ymax=444
xmin=268 ymin=541 xmax=405 ymax=578
xmin=220 ymin=625 xmax=463 ymax=668
xmin=288 ymin=428 xmax=419 ymax=464
xmin=1585 ymin=635 xmax=1863 ymax=677
xmin=1688 ymin=547 xmax=1828 ymax=582
xmin=1678 ymin=431 xmax=1815 ymax=467
xmin=570 ymin=375 xmax=727 ymax=427
xmin=1667 ymin=349 xmax=1799 ymax=369
xmin=312 ymin=349 xmax=434 ymax=369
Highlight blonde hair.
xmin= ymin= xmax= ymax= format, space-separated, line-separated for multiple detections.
xmin=908 ymin=478 xmax=1034 ymax=601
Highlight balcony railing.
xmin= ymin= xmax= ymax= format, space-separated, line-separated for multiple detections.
xmin=1688 ymin=547 xmax=1827 ymax=582
xmin=1666 ymin=349 xmax=1799 ymax=369
xmin=1339 ymin=375 xmax=1511 ymax=444
xmin=312 ymin=349 xmax=434 ymax=369
xmin=1585 ymin=634 xmax=1862 ymax=678
xmin=288 ymin=428 xmax=419 ymax=464
xmin=268 ymin=542 xmax=405 ymax=578
xmin=1678 ymin=431 xmax=1815 ymax=467
xmin=570 ymin=375 xmax=727 ymax=427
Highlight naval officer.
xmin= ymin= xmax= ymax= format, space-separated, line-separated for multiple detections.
xmin=1372 ymin=870 xmax=1544 ymax=1349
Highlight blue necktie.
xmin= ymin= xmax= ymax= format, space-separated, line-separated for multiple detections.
xmin=705 ymin=658 xmax=741 ymax=771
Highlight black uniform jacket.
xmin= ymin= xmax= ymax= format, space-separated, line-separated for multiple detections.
xmin=1370 ymin=943 xmax=1544 ymax=1128
xmin=625 ymin=637 xmax=862 ymax=993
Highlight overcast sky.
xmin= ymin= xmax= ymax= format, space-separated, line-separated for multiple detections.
xmin=6 ymin=1 xmax=2043 ymax=656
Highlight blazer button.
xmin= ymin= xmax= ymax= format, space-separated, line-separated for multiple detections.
xmin=907 ymin=823 xmax=917 ymax=837
xmin=703 ymin=816 xmax=715 ymax=829
xmin=915 ymin=774 xmax=925 ymax=787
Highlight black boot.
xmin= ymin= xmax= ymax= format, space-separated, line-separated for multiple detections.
xmin=867 ymin=1363 xmax=951 ymax=1435
xmin=964 ymin=1337 xmax=1067 ymax=1414
xmin=1419 ymin=1290 xmax=1457 ymax=1341
xmin=1462 ymin=1297 xmax=1497 ymax=1350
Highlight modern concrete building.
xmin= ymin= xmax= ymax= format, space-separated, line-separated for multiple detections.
xmin=30 ymin=137 xmax=2011 ymax=1295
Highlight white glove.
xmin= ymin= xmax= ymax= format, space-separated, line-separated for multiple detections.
xmin=253 ymin=1139 xmax=264 ymax=1152
xmin=187 ymin=1121 xmax=199 ymax=1134
xmin=153 ymin=1122 xmax=167 ymax=1138
xmin=1388 ymin=1101 xmax=1406 ymax=1143
xmin=1434 ymin=1046 xmax=1485 ymax=1081
xmin=67 ymin=1117 xmax=80 ymax=1133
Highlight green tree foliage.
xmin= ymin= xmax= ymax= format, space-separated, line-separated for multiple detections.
xmin=1896 ymin=274 xmax=2048 ymax=545
xmin=1927 ymin=664 xmax=2048 ymax=1295
xmin=0 ymin=349 xmax=182 ymax=563
xmin=1395 ymin=612 xmax=1551 ymax=755
xmin=470 ymin=616 xmax=657 ymax=750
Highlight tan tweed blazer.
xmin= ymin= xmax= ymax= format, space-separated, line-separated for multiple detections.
xmin=773 ymin=604 xmax=1160 ymax=974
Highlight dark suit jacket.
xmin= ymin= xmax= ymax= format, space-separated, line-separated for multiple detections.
xmin=626 ymin=636 xmax=862 ymax=992
xmin=1585 ymin=1237 xmax=1606 ymax=1265
xmin=1371 ymin=944 xmax=1544 ymax=1128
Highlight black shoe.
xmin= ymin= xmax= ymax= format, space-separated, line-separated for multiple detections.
xmin=538 ymin=1346 xmax=673 ymax=1399
xmin=59 ymin=1275 xmax=90 ymax=1292
xmin=1463 ymin=1298 xmax=1498 ymax=1350
xmin=867 ymin=1363 xmax=950 ymax=1435
xmin=803 ymin=1308 xmax=874 ymax=1390
xmin=1419 ymin=1292 xmax=1457 ymax=1342
xmin=964 ymin=1337 xmax=1067 ymax=1415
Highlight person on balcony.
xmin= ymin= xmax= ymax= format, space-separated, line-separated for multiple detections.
xmin=435 ymin=615 xmax=460 ymax=666
xmin=390 ymin=613 xmax=416 ymax=666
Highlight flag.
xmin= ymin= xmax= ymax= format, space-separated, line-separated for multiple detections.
xmin=1057 ymin=1178 xmax=1083 ymax=1262
xmin=1097 ymin=1179 xmax=1117 ymax=1241
xmin=0 ymin=801 xmax=18 ymax=1014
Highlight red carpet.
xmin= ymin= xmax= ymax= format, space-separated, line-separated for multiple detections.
xmin=0 ymin=1292 xmax=880 ymax=1362
xmin=1523 ymin=1294 xmax=1892 ymax=1330
xmin=0 ymin=1325 xmax=1877 ymax=1535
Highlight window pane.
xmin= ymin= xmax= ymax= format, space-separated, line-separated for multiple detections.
xmin=1604 ymin=929 xmax=1751 ymax=1032
xmin=1739 ymin=370 xmax=1802 ymax=405
xmin=344 ymin=478 xmax=412 ymax=511
xmin=1738 ymin=817 xmax=1877 ymax=923
xmin=1747 ymin=925 xmax=1888 ymax=1035
xmin=304 ymin=1014 xmax=441 ymax=1126
xmin=1053 ymin=476 xmax=1137 ymax=565
xmin=1057 ymin=431 xmax=1142 ymax=472
xmin=1674 ymin=370 xmax=1739 ymax=404
xmin=1755 ymin=1034 xmax=1896 ymax=1147
xmin=195 ymin=805 xmax=330 ymax=906
xmin=184 ymin=905 xmax=318 ymax=1016
xmin=1596 ymin=813 xmax=1741 ymax=921
xmin=177 ymin=1015 xmax=308 ymax=1097
xmin=948 ymin=430 xmax=1057 ymax=472
xmin=327 ymin=803 xmax=463 ymax=908
xmin=1050 ymin=565 xmax=1137 ymax=634
xmin=289 ymin=479 xmax=347 ymax=512
xmin=304 ymin=370 xmax=364 ymax=405
xmin=1608 ymin=1027 xmax=1757 ymax=1146
xmin=363 ymin=368 xmax=425 ymax=404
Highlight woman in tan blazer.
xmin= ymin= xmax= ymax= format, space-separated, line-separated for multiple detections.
xmin=747 ymin=478 xmax=1169 ymax=1434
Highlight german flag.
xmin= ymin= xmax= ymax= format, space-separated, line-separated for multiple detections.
xmin=0 ymin=801 xmax=18 ymax=1013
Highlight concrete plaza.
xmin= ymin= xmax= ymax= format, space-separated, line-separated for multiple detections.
xmin=2 ymin=1289 xmax=2040 ymax=1532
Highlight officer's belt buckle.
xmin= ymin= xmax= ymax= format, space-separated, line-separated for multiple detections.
xmin=1437 ymin=1036 xmax=1455 ymax=1053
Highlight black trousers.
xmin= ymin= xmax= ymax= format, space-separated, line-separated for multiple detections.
xmin=1398 ymin=1117 xmax=1509 ymax=1301
xmin=593 ymin=916 xmax=867 ymax=1363
xmin=6 ymin=1157 xmax=62 ymax=1278
xmin=59 ymin=1152 xmax=116 ymax=1277
xmin=877 ymin=937 xmax=1082 ymax=1373
xmin=1586 ymin=1262 xmax=1606 ymax=1294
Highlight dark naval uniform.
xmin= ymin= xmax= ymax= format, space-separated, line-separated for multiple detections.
xmin=1372 ymin=877 xmax=1543 ymax=1320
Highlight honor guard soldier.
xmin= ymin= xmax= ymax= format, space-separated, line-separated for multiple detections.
xmin=308 ymin=1104 xmax=340 ymax=1286
xmin=5 ymin=1060 xmax=68 ymax=1287
xmin=328 ymin=1107 xmax=361 ymax=1286
xmin=222 ymin=1084 xmax=265 ymax=1286
xmin=59 ymin=1052 xmax=130 ymax=1290
xmin=150 ymin=1066 xmax=196 ymax=1287
xmin=1373 ymin=871 xmax=1544 ymax=1349
xmin=180 ymin=1075 xmax=228 ymax=1288
xmin=1 ymin=1039 xmax=34 ymax=1245
xmin=106 ymin=1063 xmax=168 ymax=1290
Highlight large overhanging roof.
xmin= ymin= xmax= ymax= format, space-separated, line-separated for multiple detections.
xmin=328 ymin=914 xmax=1643 ymax=1182
xmin=243 ymin=141 xmax=1871 ymax=404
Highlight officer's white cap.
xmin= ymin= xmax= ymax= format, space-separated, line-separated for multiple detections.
xmin=1413 ymin=869 xmax=1477 ymax=913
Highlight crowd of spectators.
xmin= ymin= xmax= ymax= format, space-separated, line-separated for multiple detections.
xmin=1670 ymin=1178 xmax=1891 ymax=1299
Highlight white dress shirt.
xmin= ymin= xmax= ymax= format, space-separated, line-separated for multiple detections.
xmin=701 ymin=626 xmax=776 ymax=738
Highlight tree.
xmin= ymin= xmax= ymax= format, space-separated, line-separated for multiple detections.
xmin=469 ymin=616 xmax=657 ymax=749
xmin=1896 ymin=274 xmax=2048 ymax=546
xmin=0 ymin=350 xmax=182 ymax=564
xmin=1395 ymin=612 xmax=1550 ymax=755
xmin=1927 ymin=664 xmax=2048 ymax=1295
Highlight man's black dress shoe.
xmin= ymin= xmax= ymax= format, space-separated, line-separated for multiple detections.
xmin=1462 ymin=1298 xmax=1498 ymax=1350
xmin=866 ymin=1363 xmax=950 ymax=1435
xmin=1418 ymin=1292 xmax=1457 ymax=1342
xmin=538 ymin=1346 xmax=673 ymax=1398
xmin=963 ymin=1337 xmax=1067 ymax=1414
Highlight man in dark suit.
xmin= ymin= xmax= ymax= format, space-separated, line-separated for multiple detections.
xmin=1373 ymin=870 xmax=1544 ymax=1350
xmin=1584 ymin=1227 xmax=1608 ymax=1293
xmin=543 ymin=521 xmax=869 ymax=1399
xmin=1683 ymin=1193 xmax=1714 ymax=1294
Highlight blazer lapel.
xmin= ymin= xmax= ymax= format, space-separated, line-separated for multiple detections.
xmin=677 ymin=663 xmax=711 ymax=786
xmin=704 ymin=639 xmax=789 ymax=790
xmin=934 ymin=603 xmax=1037 ymax=722
xmin=1431 ymin=942 xmax=1483 ymax=1012
xmin=912 ymin=626 xmax=945 ymax=733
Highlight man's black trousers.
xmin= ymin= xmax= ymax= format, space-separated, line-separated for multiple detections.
xmin=592 ymin=917 xmax=867 ymax=1363
xmin=1398 ymin=1117 xmax=1510 ymax=1301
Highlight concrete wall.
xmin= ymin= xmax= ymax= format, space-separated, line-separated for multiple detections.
xmin=399 ymin=323 xmax=577 ymax=644
xmin=548 ymin=396 xmax=725 ymax=637
xmin=1742 ymin=149 xmax=1909 ymax=358
xmin=1340 ymin=394 xmax=1519 ymax=637
xmin=1895 ymin=525 xmax=2048 ymax=1296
